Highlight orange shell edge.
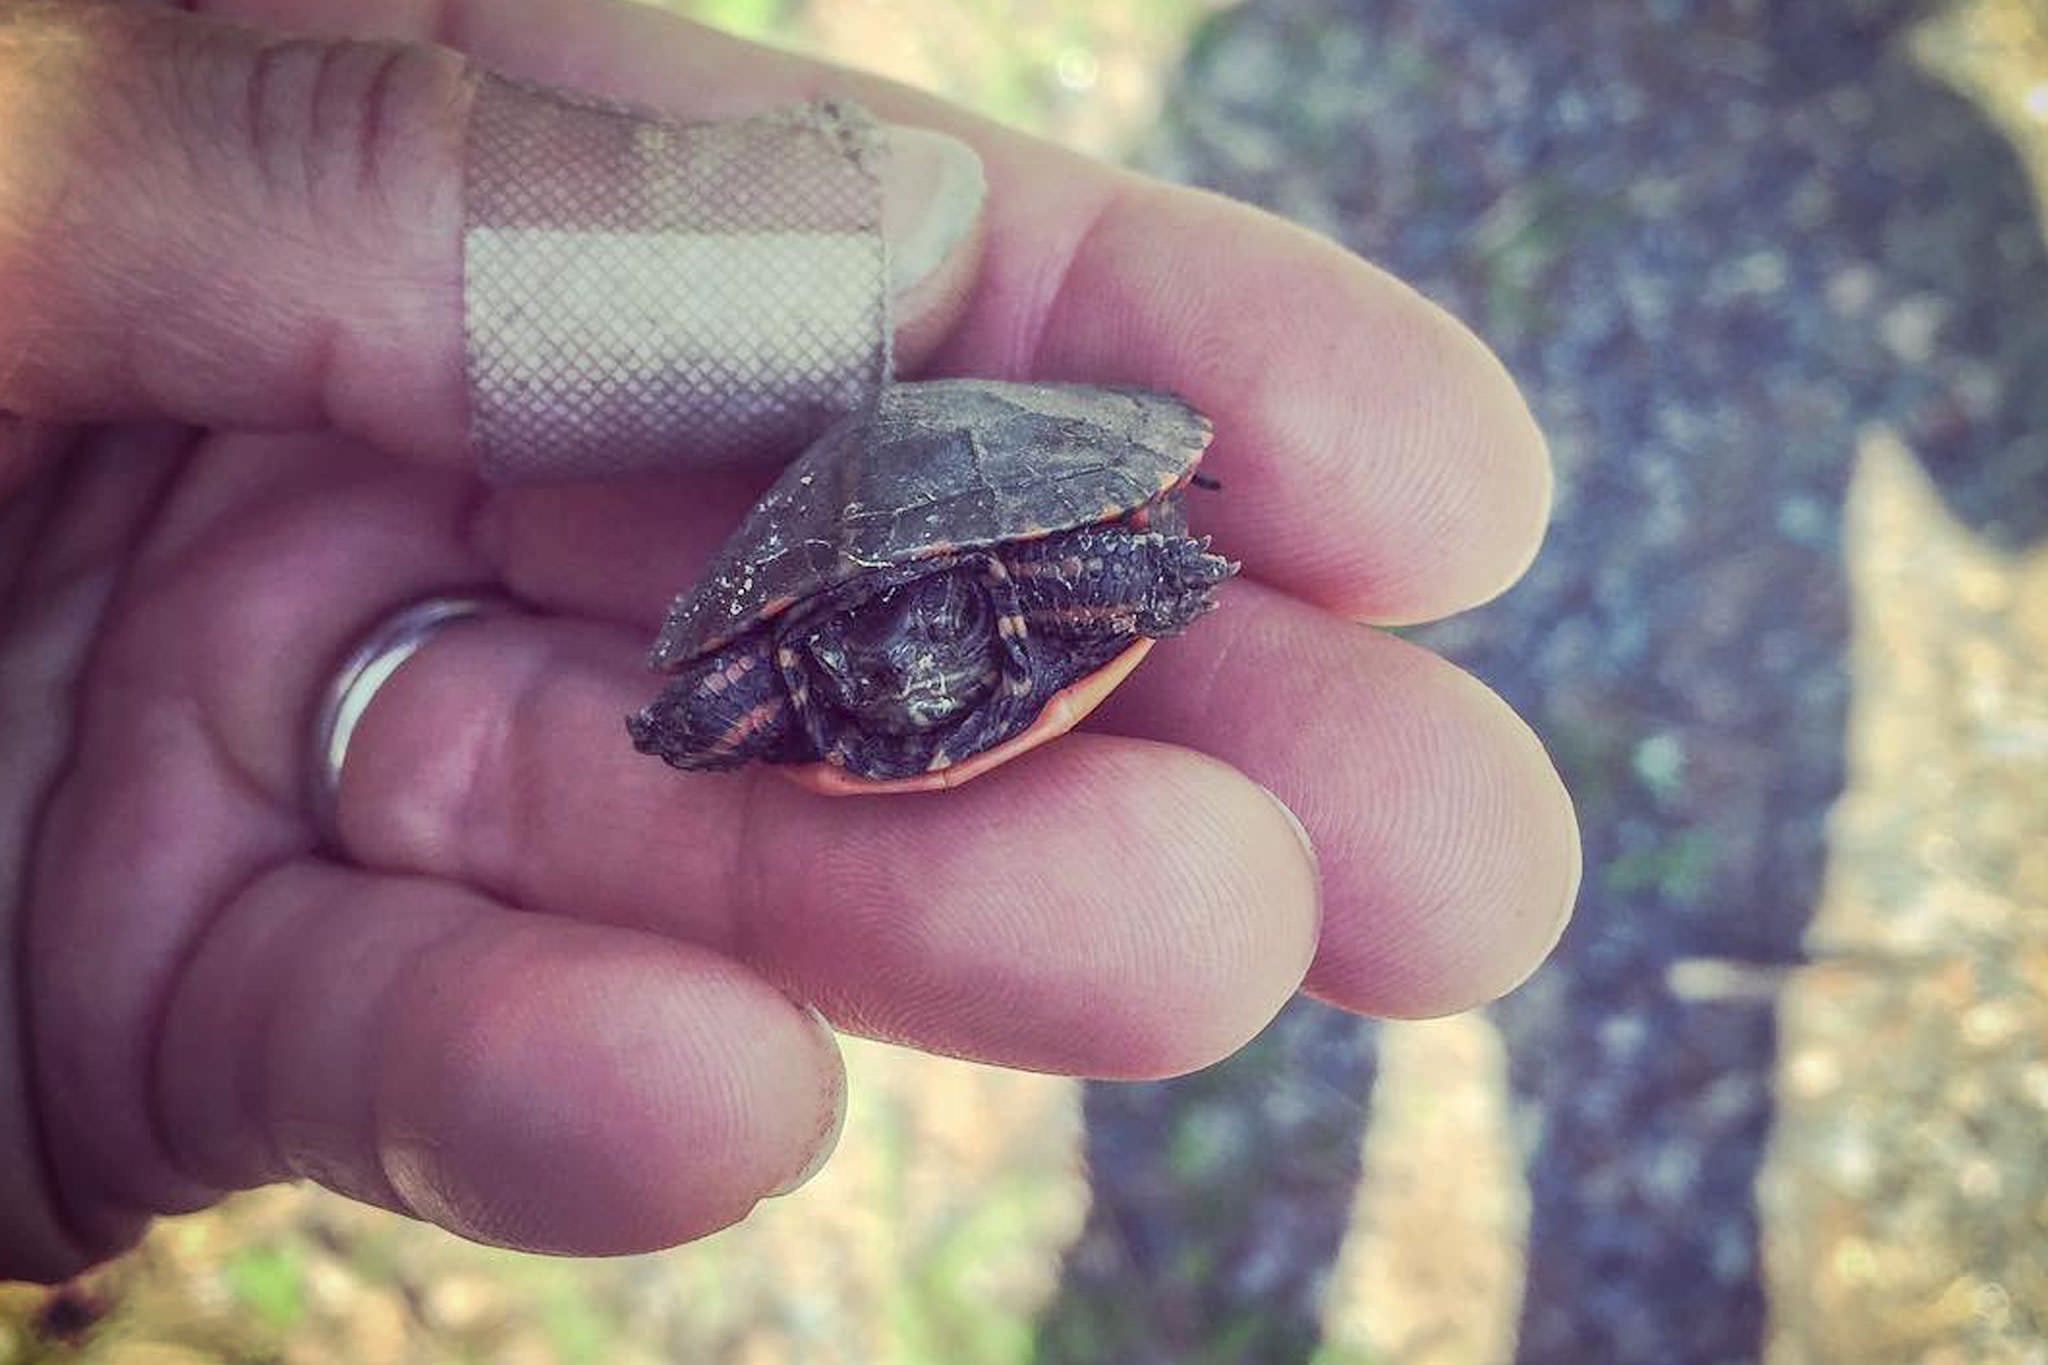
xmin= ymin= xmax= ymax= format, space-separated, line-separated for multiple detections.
xmin=780 ymin=638 xmax=1157 ymax=797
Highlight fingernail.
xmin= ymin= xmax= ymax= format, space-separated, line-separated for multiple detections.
xmin=881 ymin=126 xmax=986 ymax=299
xmin=770 ymin=1005 xmax=847 ymax=1197
xmin=1548 ymin=788 xmax=1584 ymax=944
xmin=1256 ymin=783 xmax=1319 ymax=872
xmin=1255 ymin=783 xmax=1322 ymax=978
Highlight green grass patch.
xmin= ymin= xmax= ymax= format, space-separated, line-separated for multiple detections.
xmin=220 ymin=1244 xmax=306 ymax=1333
xmin=1604 ymin=827 xmax=1719 ymax=904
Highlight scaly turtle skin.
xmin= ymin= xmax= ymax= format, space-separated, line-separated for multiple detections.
xmin=627 ymin=379 xmax=1235 ymax=791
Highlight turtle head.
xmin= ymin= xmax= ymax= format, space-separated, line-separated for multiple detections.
xmin=800 ymin=572 xmax=999 ymax=735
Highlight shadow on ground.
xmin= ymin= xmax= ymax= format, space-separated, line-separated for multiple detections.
xmin=1035 ymin=1 xmax=2048 ymax=1360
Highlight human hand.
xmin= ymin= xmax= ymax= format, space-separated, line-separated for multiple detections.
xmin=0 ymin=0 xmax=1578 ymax=1281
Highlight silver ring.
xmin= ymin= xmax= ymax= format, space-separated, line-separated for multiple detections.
xmin=307 ymin=593 xmax=517 ymax=849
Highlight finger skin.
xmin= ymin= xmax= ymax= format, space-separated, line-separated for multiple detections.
xmin=393 ymin=0 xmax=1557 ymax=623
xmin=329 ymin=595 xmax=1570 ymax=1035
xmin=146 ymin=437 xmax=1564 ymax=1033
xmin=16 ymin=436 xmax=845 ymax=1269
xmin=2 ymin=0 xmax=1551 ymax=622
xmin=148 ymin=863 xmax=845 ymax=1255
xmin=0 ymin=2 xmax=972 ymax=462
xmin=0 ymin=418 xmax=76 ymax=502
xmin=333 ymin=615 xmax=1323 ymax=1079
xmin=0 ymin=429 xmax=183 ymax=1280
xmin=463 ymin=477 xmax=1579 ymax=1016
xmin=0 ymin=3 xmax=471 ymax=454
xmin=12 ymin=433 xmax=491 ymax=1260
xmin=114 ymin=437 xmax=1320 ymax=1083
xmin=1093 ymin=581 xmax=1583 ymax=1018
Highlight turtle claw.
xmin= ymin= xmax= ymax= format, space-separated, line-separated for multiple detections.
xmin=1137 ymin=539 xmax=1236 ymax=637
xmin=1174 ymin=541 xmax=1238 ymax=591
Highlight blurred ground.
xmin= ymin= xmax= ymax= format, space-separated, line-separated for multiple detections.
xmin=7 ymin=1 xmax=2048 ymax=1362
xmin=1762 ymin=428 xmax=2048 ymax=1364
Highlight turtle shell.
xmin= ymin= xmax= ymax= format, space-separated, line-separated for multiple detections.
xmin=649 ymin=379 xmax=1215 ymax=671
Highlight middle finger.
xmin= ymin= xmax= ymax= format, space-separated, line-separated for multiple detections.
xmin=480 ymin=475 xmax=1579 ymax=1019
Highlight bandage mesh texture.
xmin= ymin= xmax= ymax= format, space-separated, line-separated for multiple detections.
xmin=465 ymin=76 xmax=890 ymax=481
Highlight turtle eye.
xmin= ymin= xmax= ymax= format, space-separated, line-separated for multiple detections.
xmin=801 ymin=570 xmax=998 ymax=734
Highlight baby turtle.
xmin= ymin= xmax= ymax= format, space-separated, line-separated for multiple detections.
xmin=627 ymin=378 xmax=1235 ymax=793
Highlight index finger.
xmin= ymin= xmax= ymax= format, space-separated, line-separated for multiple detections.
xmin=380 ymin=0 xmax=1548 ymax=618
xmin=392 ymin=0 xmax=1556 ymax=623
xmin=13 ymin=0 xmax=1551 ymax=622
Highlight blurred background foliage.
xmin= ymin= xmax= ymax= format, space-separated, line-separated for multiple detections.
xmin=676 ymin=0 xmax=1228 ymax=156
xmin=8 ymin=0 xmax=2048 ymax=1361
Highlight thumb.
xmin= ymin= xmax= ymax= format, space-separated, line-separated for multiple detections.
xmin=0 ymin=2 xmax=984 ymax=468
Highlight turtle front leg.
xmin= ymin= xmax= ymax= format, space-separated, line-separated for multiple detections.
xmin=627 ymin=630 xmax=807 ymax=771
xmin=1008 ymin=526 xmax=1237 ymax=648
